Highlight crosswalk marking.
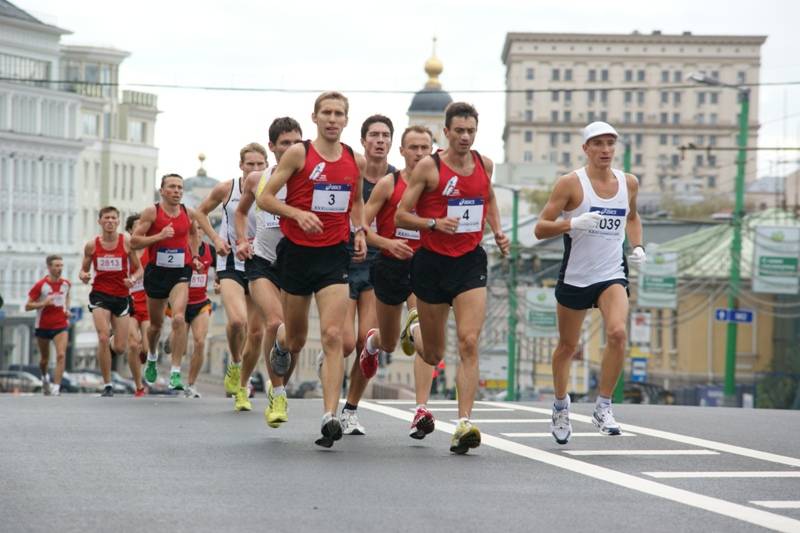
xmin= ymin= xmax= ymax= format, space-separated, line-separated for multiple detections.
xmin=502 ymin=432 xmax=637 ymax=438
xmin=750 ymin=501 xmax=800 ymax=509
xmin=450 ymin=419 xmax=551 ymax=424
xmin=644 ymin=471 xmax=800 ymax=479
xmin=421 ymin=408 xmax=514 ymax=412
xmin=564 ymin=450 xmax=719 ymax=456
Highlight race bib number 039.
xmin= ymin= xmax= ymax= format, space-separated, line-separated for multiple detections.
xmin=156 ymin=248 xmax=185 ymax=268
xmin=312 ymin=183 xmax=351 ymax=213
xmin=588 ymin=206 xmax=627 ymax=240
xmin=97 ymin=256 xmax=123 ymax=272
xmin=447 ymin=198 xmax=484 ymax=234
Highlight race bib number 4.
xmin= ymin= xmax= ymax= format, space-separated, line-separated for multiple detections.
xmin=588 ymin=206 xmax=627 ymax=240
xmin=97 ymin=256 xmax=123 ymax=272
xmin=156 ymin=248 xmax=185 ymax=268
xmin=447 ymin=198 xmax=484 ymax=234
xmin=190 ymin=273 xmax=208 ymax=288
xmin=312 ymin=183 xmax=351 ymax=213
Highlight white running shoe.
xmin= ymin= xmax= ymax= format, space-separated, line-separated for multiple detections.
xmin=550 ymin=406 xmax=572 ymax=445
xmin=184 ymin=385 xmax=202 ymax=399
xmin=592 ymin=404 xmax=621 ymax=435
xmin=340 ymin=409 xmax=365 ymax=436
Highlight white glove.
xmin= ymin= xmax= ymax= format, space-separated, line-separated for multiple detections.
xmin=569 ymin=211 xmax=602 ymax=231
xmin=628 ymin=245 xmax=646 ymax=266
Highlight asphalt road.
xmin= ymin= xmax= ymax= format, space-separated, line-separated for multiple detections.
xmin=1 ymin=394 xmax=799 ymax=533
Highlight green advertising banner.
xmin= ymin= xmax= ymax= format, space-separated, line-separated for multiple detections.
xmin=753 ymin=226 xmax=800 ymax=295
xmin=525 ymin=287 xmax=558 ymax=338
xmin=637 ymin=250 xmax=678 ymax=309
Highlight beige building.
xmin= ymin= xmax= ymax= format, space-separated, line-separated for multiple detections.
xmin=502 ymin=31 xmax=766 ymax=200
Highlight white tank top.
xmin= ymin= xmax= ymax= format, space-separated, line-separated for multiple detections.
xmin=559 ymin=167 xmax=629 ymax=287
xmin=216 ymin=177 xmax=257 ymax=272
xmin=253 ymin=166 xmax=286 ymax=263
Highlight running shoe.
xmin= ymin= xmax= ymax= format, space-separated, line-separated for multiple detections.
xmin=42 ymin=374 xmax=51 ymax=396
xmin=314 ymin=413 xmax=343 ymax=448
xmin=144 ymin=360 xmax=157 ymax=384
xmin=399 ymin=308 xmax=419 ymax=356
xmin=234 ymin=386 xmax=252 ymax=412
xmin=409 ymin=406 xmax=435 ymax=440
xmin=100 ymin=385 xmax=114 ymax=397
xmin=550 ymin=405 xmax=573 ymax=445
xmin=169 ymin=371 xmax=184 ymax=391
xmin=264 ymin=383 xmax=278 ymax=428
xmin=184 ymin=385 xmax=201 ymax=399
xmin=224 ymin=364 xmax=240 ymax=396
xmin=340 ymin=409 xmax=365 ymax=436
xmin=358 ymin=328 xmax=379 ymax=379
xmin=134 ymin=387 xmax=146 ymax=398
xmin=592 ymin=404 xmax=622 ymax=435
xmin=449 ymin=420 xmax=481 ymax=455
xmin=270 ymin=341 xmax=291 ymax=377
xmin=268 ymin=392 xmax=288 ymax=427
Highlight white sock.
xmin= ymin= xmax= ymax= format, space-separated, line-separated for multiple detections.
xmin=416 ymin=403 xmax=426 ymax=411
xmin=230 ymin=361 xmax=241 ymax=368
xmin=366 ymin=332 xmax=379 ymax=354
xmin=554 ymin=395 xmax=570 ymax=411
xmin=459 ymin=416 xmax=470 ymax=424
xmin=170 ymin=366 xmax=180 ymax=374
xmin=596 ymin=395 xmax=612 ymax=409
xmin=147 ymin=352 xmax=157 ymax=362
xmin=51 ymin=383 xmax=60 ymax=394
xmin=273 ymin=385 xmax=285 ymax=396
xmin=104 ymin=382 xmax=112 ymax=389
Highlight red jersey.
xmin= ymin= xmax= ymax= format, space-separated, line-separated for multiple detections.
xmin=417 ymin=151 xmax=490 ymax=258
xmin=91 ymin=234 xmax=129 ymax=297
xmin=188 ymin=243 xmax=215 ymax=305
xmin=281 ymin=140 xmax=360 ymax=247
xmin=376 ymin=171 xmax=422 ymax=258
xmin=29 ymin=277 xmax=70 ymax=330
xmin=146 ymin=203 xmax=192 ymax=267
xmin=130 ymin=249 xmax=148 ymax=303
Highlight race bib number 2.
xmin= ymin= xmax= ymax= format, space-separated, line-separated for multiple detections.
xmin=447 ymin=198 xmax=484 ymax=234
xmin=156 ymin=248 xmax=185 ymax=268
xmin=312 ymin=183 xmax=351 ymax=213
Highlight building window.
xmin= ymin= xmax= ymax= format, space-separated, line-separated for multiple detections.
xmin=635 ymin=133 xmax=643 ymax=146
xmin=562 ymin=152 xmax=571 ymax=164
xmin=637 ymin=91 xmax=645 ymax=105
xmin=695 ymin=154 xmax=703 ymax=167
xmin=550 ymin=132 xmax=558 ymax=147
xmin=551 ymin=90 xmax=559 ymax=102
xmin=551 ymin=68 xmax=560 ymax=81
xmin=671 ymin=154 xmax=680 ymax=166
xmin=737 ymin=71 xmax=746 ymax=84
xmin=672 ymin=135 xmax=680 ymax=145
xmin=564 ymin=68 xmax=573 ymax=81
xmin=624 ymin=91 xmax=632 ymax=104
xmin=710 ymin=70 xmax=719 ymax=80
xmin=523 ymin=150 xmax=533 ymax=162
xmin=660 ymin=112 xmax=668 ymax=124
xmin=587 ymin=89 xmax=596 ymax=104
xmin=588 ymin=69 xmax=596 ymax=82
xmin=661 ymin=70 xmax=669 ymax=83
xmin=634 ymin=153 xmax=643 ymax=166
xmin=601 ymin=69 xmax=609 ymax=81
xmin=654 ymin=310 xmax=663 ymax=351
xmin=672 ymin=113 xmax=680 ymax=124
xmin=524 ymin=130 xmax=533 ymax=143
xmin=526 ymin=67 xmax=534 ymax=80
xmin=709 ymin=113 xmax=718 ymax=125
xmin=660 ymin=91 xmax=668 ymax=104
xmin=697 ymin=92 xmax=706 ymax=105
xmin=600 ymin=111 xmax=607 ymax=121
xmin=600 ymin=90 xmax=608 ymax=104
xmin=624 ymin=69 xmax=633 ymax=82
xmin=624 ymin=111 xmax=632 ymax=124
xmin=710 ymin=92 xmax=719 ymax=104
xmin=636 ymin=112 xmax=644 ymax=124
xmin=708 ymin=175 xmax=716 ymax=188
xmin=524 ymin=110 xmax=533 ymax=122
xmin=659 ymin=134 xmax=668 ymax=145
xmin=637 ymin=69 xmax=645 ymax=81
xmin=551 ymin=111 xmax=559 ymax=122
xmin=128 ymin=121 xmax=145 ymax=143
xmin=696 ymin=113 xmax=705 ymax=124
xmin=673 ymin=91 xmax=681 ymax=105
xmin=588 ymin=111 xmax=596 ymax=122
xmin=669 ymin=311 xmax=678 ymax=351
xmin=673 ymin=71 xmax=682 ymax=83
xmin=564 ymin=111 xmax=571 ymax=122
xmin=562 ymin=132 xmax=571 ymax=143
xmin=82 ymin=113 xmax=98 ymax=136
xmin=709 ymin=135 xmax=717 ymax=146
xmin=564 ymin=90 xmax=572 ymax=103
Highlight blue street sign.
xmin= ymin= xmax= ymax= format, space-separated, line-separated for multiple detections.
xmin=70 ymin=306 xmax=83 ymax=324
xmin=714 ymin=308 xmax=753 ymax=324
xmin=630 ymin=357 xmax=647 ymax=383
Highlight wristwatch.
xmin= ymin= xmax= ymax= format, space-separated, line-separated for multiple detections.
xmin=427 ymin=219 xmax=437 ymax=231
xmin=353 ymin=225 xmax=368 ymax=235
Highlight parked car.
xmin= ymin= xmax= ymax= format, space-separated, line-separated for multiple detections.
xmin=623 ymin=381 xmax=675 ymax=405
xmin=76 ymin=369 xmax=133 ymax=394
xmin=287 ymin=380 xmax=321 ymax=399
xmin=0 ymin=371 xmax=43 ymax=393
xmin=8 ymin=364 xmax=80 ymax=393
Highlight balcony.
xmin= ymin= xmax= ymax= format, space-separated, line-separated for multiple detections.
xmin=122 ymin=90 xmax=157 ymax=108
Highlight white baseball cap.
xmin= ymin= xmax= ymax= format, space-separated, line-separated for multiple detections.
xmin=582 ymin=121 xmax=619 ymax=143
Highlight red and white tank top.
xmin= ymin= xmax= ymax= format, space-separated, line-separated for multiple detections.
xmin=92 ymin=234 xmax=129 ymax=297
xmin=146 ymin=203 xmax=191 ymax=267
xmin=188 ymin=243 xmax=214 ymax=305
xmin=281 ymin=141 xmax=360 ymax=247
xmin=416 ymin=151 xmax=490 ymax=257
xmin=376 ymin=171 xmax=421 ymax=259
xmin=28 ymin=277 xmax=70 ymax=329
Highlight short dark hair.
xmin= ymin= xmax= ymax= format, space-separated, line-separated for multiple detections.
xmin=445 ymin=102 xmax=479 ymax=128
xmin=98 ymin=206 xmax=119 ymax=219
xmin=269 ymin=117 xmax=303 ymax=144
xmin=400 ymin=125 xmax=433 ymax=146
xmin=125 ymin=213 xmax=140 ymax=233
xmin=46 ymin=255 xmax=62 ymax=266
xmin=160 ymin=173 xmax=183 ymax=188
xmin=360 ymin=114 xmax=394 ymax=140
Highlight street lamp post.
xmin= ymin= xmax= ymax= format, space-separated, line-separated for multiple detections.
xmin=690 ymin=73 xmax=751 ymax=406
xmin=494 ymin=183 xmax=521 ymax=401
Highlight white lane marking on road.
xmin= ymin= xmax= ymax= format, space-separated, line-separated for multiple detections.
xmin=450 ymin=419 xmax=551 ymax=424
xmin=503 ymin=432 xmax=637 ymax=437
xmin=645 ymin=471 xmax=800 ymax=479
xmin=478 ymin=401 xmax=800 ymax=468
xmin=376 ymin=400 xmax=457 ymax=405
xmin=751 ymin=501 xmax=800 ymax=510
xmin=565 ymin=450 xmax=720 ymax=456
xmin=358 ymin=400 xmax=800 ymax=533
xmin=420 ymin=408 xmax=514 ymax=412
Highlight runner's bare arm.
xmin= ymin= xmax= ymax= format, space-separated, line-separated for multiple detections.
xmin=195 ymin=182 xmax=230 ymax=254
xmin=233 ymin=171 xmax=260 ymax=260
xmin=351 ymin=154 xmax=368 ymax=262
xmin=186 ymin=212 xmax=202 ymax=263
xmin=65 ymin=285 xmax=71 ymax=317
xmin=484 ymin=157 xmax=510 ymax=255
xmin=625 ymin=173 xmax=643 ymax=247
xmin=364 ymin=174 xmax=394 ymax=248
xmin=79 ymin=240 xmax=94 ymax=284
xmin=125 ymin=234 xmax=143 ymax=287
xmin=533 ymin=174 xmax=577 ymax=239
xmin=256 ymin=143 xmax=302 ymax=218
xmin=396 ymin=156 xmax=439 ymax=230
xmin=130 ymin=206 xmax=167 ymax=249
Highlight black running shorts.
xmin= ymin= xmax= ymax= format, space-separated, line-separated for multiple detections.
xmin=370 ymin=255 xmax=413 ymax=306
xmin=144 ymin=264 xmax=191 ymax=300
xmin=555 ymin=279 xmax=629 ymax=310
xmin=411 ymin=246 xmax=487 ymax=305
xmin=245 ymin=255 xmax=281 ymax=290
xmin=88 ymin=290 xmax=132 ymax=317
xmin=275 ymin=238 xmax=349 ymax=296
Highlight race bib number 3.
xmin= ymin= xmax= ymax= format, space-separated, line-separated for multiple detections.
xmin=156 ymin=248 xmax=185 ymax=268
xmin=190 ymin=273 xmax=208 ymax=288
xmin=447 ymin=198 xmax=484 ymax=234
xmin=97 ymin=256 xmax=123 ymax=272
xmin=588 ymin=206 xmax=627 ymax=240
xmin=312 ymin=183 xmax=351 ymax=213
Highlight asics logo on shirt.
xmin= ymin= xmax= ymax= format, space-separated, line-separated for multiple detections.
xmin=309 ymin=162 xmax=326 ymax=181
xmin=442 ymin=176 xmax=460 ymax=197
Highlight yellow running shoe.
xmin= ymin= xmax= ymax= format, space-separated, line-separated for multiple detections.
xmin=224 ymin=364 xmax=240 ymax=396
xmin=264 ymin=383 xmax=280 ymax=428
xmin=449 ymin=419 xmax=481 ymax=455
xmin=399 ymin=308 xmax=418 ymax=356
xmin=234 ymin=386 xmax=252 ymax=412
xmin=268 ymin=392 xmax=288 ymax=427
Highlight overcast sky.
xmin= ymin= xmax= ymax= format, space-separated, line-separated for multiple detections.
xmin=21 ymin=0 xmax=800 ymax=184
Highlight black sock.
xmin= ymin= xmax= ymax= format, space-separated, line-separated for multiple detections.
xmin=343 ymin=402 xmax=358 ymax=412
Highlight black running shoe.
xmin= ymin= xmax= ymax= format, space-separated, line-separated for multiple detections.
xmin=100 ymin=385 xmax=114 ymax=397
xmin=314 ymin=415 xmax=343 ymax=448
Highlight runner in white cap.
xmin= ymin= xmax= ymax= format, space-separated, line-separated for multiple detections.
xmin=533 ymin=121 xmax=645 ymax=444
